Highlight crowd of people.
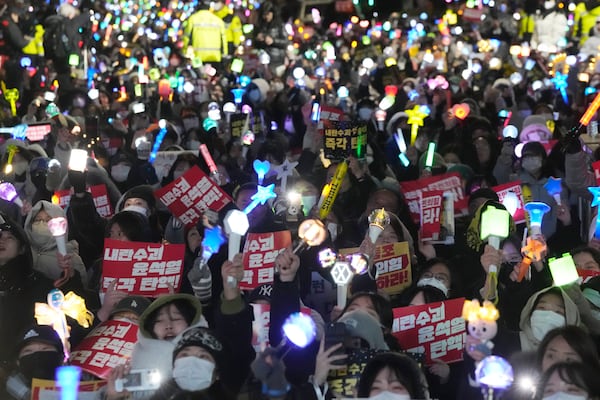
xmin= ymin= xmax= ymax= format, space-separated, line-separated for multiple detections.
xmin=3 ymin=0 xmax=600 ymax=398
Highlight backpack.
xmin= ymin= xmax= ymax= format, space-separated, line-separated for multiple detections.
xmin=43 ymin=17 xmax=72 ymax=60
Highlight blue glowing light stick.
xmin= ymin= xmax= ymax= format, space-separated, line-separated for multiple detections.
xmin=551 ymin=71 xmax=569 ymax=104
xmin=149 ymin=119 xmax=167 ymax=163
xmin=56 ymin=366 xmax=81 ymax=400
xmin=524 ymin=202 xmax=551 ymax=236
xmin=231 ymin=88 xmax=245 ymax=107
xmin=282 ymin=312 xmax=316 ymax=348
xmin=544 ymin=177 xmax=563 ymax=206
xmin=201 ymin=226 xmax=226 ymax=261
xmin=253 ymin=159 xmax=271 ymax=185
xmin=243 ymin=184 xmax=277 ymax=215
xmin=0 ymin=124 xmax=27 ymax=140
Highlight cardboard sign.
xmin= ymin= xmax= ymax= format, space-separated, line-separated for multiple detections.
xmin=593 ymin=160 xmax=600 ymax=186
xmin=31 ymin=379 xmax=105 ymax=400
xmin=392 ymin=297 xmax=466 ymax=365
xmin=317 ymin=105 xmax=344 ymax=135
xmin=101 ymin=239 xmax=185 ymax=296
xmin=70 ymin=320 xmax=138 ymax=379
xmin=340 ymin=242 xmax=412 ymax=296
xmin=230 ymin=113 xmax=261 ymax=138
xmin=240 ymin=231 xmax=292 ymax=290
xmin=420 ymin=190 xmax=443 ymax=241
xmin=493 ymin=181 xmax=526 ymax=224
xmin=399 ymin=172 xmax=468 ymax=224
xmin=323 ymin=120 xmax=368 ymax=161
xmin=327 ymin=349 xmax=381 ymax=397
xmin=251 ymin=303 xmax=311 ymax=353
xmin=152 ymin=150 xmax=199 ymax=182
xmin=155 ymin=165 xmax=232 ymax=227
xmin=53 ymin=184 xmax=113 ymax=217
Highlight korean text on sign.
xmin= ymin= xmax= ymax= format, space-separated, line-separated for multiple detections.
xmin=53 ymin=184 xmax=113 ymax=217
xmin=323 ymin=120 xmax=368 ymax=161
xmin=101 ymin=239 xmax=185 ymax=296
xmin=70 ymin=320 xmax=138 ymax=379
xmin=391 ymin=297 xmax=466 ymax=365
xmin=399 ymin=172 xmax=468 ymax=224
xmin=241 ymin=231 xmax=292 ymax=290
xmin=155 ymin=165 xmax=233 ymax=227
xmin=420 ymin=190 xmax=443 ymax=241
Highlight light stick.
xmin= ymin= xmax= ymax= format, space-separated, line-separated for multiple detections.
xmin=224 ymin=210 xmax=249 ymax=261
xmin=4 ymin=88 xmax=19 ymax=116
xmin=231 ymin=88 xmax=245 ymax=109
xmin=375 ymin=109 xmax=386 ymax=131
xmin=68 ymin=149 xmax=88 ymax=172
xmin=580 ymin=92 xmax=600 ymax=127
xmin=149 ymin=119 xmax=167 ymax=163
xmin=394 ymin=129 xmax=410 ymax=167
xmin=551 ymin=71 xmax=569 ymax=104
xmin=405 ymin=105 xmax=429 ymax=145
xmin=273 ymin=159 xmax=298 ymax=192
xmin=548 ymin=253 xmax=580 ymax=287
xmin=501 ymin=191 xmax=519 ymax=217
xmin=517 ymin=236 xmax=546 ymax=282
xmin=450 ymin=103 xmax=470 ymax=120
xmin=368 ymin=208 xmax=390 ymax=243
xmin=544 ymin=177 xmax=562 ymax=206
xmin=475 ymin=356 xmax=513 ymax=400
xmin=199 ymin=144 xmax=218 ymax=175
xmin=253 ymin=160 xmax=271 ymax=185
xmin=201 ymin=226 xmax=226 ymax=263
xmin=0 ymin=124 xmax=27 ymax=140
xmin=56 ymin=366 xmax=81 ymax=400
xmin=331 ymin=260 xmax=353 ymax=308
xmin=319 ymin=248 xmax=337 ymax=268
xmin=589 ymin=187 xmax=600 ymax=239
xmin=524 ymin=202 xmax=550 ymax=236
xmin=0 ymin=182 xmax=22 ymax=207
xmin=48 ymin=217 xmax=68 ymax=256
xmin=293 ymin=219 xmax=327 ymax=254
xmin=425 ymin=142 xmax=436 ymax=169
xmin=319 ymin=161 xmax=348 ymax=220
xmin=241 ymin=130 xmax=255 ymax=159
xmin=243 ymin=184 xmax=277 ymax=215
xmin=480 ymin=206 xmax=510 ymax=302
xmin=282 ymin=312 xmax=316 ymax=348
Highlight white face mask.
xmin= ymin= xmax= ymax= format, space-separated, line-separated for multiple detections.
xmin=172 ymin=356 xmax=215 ymax=392
xmin=521 ymin=156 xmax=542 ymax=175
xmin=417 ymin=278 xmax=449 ymax=297
xmin=32 ymin=221 xmax=52 ymax=237
xmin=543 ymin=392 xmax=587 ymax=400
xmin=530 ymin=309 xmax=565 ymax=341
xmin=111 ymin=165 xmax=131 ymax=183
xmin=369 ymin=391 xmax=411 ymax=400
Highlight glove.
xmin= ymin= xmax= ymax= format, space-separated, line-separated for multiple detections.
xmin=188 ymin=256 xmax=212 ymax=305
xmin=68 ymin=170 xmax=87 ymax=194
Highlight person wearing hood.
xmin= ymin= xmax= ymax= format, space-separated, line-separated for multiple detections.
xmin=116 ymin=185 xmax=164 ymax=243
xmin=24 ymin=200 xmax=88 ymax=286
xmin=254 ymin=1 xmax=288 ymax=73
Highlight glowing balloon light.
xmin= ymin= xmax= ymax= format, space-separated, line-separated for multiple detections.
xmin=68 ymin=149 xmax=88 ymax=172
xmin=524 ymin=202 xmax=550 ymax=236
xmin=0 ymin=182 xmax=23 ymax=207
xmin=549 ymin=253 xmax=580 ymax=287
xmin=544 ymin=177 xmax=563 ymax=206
xmin=405 ymin=105 xmax=429 ymax=146
xmin=48 ymin=217 xmax=68 ymax=256
xmin=243 ymin=184 xmax=277 ymax=215
xmin=475 ymin=356 xmax=513 ymax=391
xmin=282 ymin=312 xmax=316 ymax=348
xmin=149 ymin=120 xmax=167 ymax=163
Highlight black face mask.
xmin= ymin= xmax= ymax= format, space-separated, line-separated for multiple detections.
xmin=19 ymin=351 xmax=63 ymax=382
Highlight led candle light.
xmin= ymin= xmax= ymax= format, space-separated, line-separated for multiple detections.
xmin=0 ymin=182 xmax=23 ymax=207
xmin=199 ymin=144 xmax=218 ymax=175
xmin=480 ymin=206 xmax=510 ymax=302
xmin=66 ymin=148 xmax=88 ymax=174
xmin=589 ymin=187 xmax=600 ymax=238
xmin=524 ymin=202 xmax=551 ymax=236
xmin=544 ymin=177 xmax=563 ymax=206
xmin=549 ymin=253 xmax=580 ymax=287
xmin=243 ymin=184 xmax=277 ymax=215
xmin=56 ymin=366 xmax=81 ymax=400
xmin=273 ymin=159 xmax=298 ymax=192
xmin=405 ymin=105 xmax=430 ymax=145
xmin=331 ymin=260 xmax=354 ymax=308
xmin=253 ymin=160 xmax=271 ymax=185
xmin=149 ymin=119 xmax=167 ymax=163
xmin=319 ymin=161 xmax=348 ymax=220
xmin=48 ymin=217 xmax=68 ymax=256
xmin=294 ymin=219 xmax=327 ymax=254
xmin=368 ymin=208 xmax=390 ymax=243
xmin=394 ymin=129 xmax=410 ymax=167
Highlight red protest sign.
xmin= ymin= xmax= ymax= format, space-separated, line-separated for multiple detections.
xmin=399 ymin=172 xmax=468 ymax=224
xmin=392 ymin=297 xmax=466 ymax=365
xmin=578 ymin=268 xmax=600 ymax=283
xmin=101 ymin=239 xmax=185 ymax=296
xmin=593 ymin=160 xmax=600 ymax=186
xmin=155 ymin=165 xmax=232 ymax=227
xmin=240 ymin=231 xmax=292 ymax=290
xmin=53 ymin=184 xmax=114 ymax=218
xmin=420 ymin=190 xmax=443 ymax=241
xmin=32 ymin=379 xmax=106 ymax=400
xmin=70 ymin=320 xmax=138 ymax=379
xmin=493 ymin=181 xmax=525 ymax=224
xmin=317 ymin=105 xmax=344 ymax=135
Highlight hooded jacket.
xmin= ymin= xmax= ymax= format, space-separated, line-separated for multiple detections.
xmin=24 ymin=200 xmax=88 ymax=285
xmin=518 ymin=286 xmax=581 ymax=351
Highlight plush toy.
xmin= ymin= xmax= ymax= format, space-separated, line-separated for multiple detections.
xmin=462 ymin=299 xmax=500 ymax=361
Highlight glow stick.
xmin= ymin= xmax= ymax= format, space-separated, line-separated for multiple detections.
xmin=331 ymin=260 xmax=353 ymax=308
xmin=580 ymin=92 xmax=600 ymax=126
xmin=199 ymin=144 xmax=218 ymax=175
xmin=253 ymin=160 xmax=270 ymax=186
xmin=0 ymin=124 xmax=27 ymax=139
xmin=243 ymin=184 xmax=277 ymax=215
xmin=4 ymin=88 xmax=19 ymax=116
xmin=517 ymin=236 xmax=546 ymax=282
xmin=405 ymin=105 xmax=429 ymax=145
xmin=149 ymin=119 xmax=167 ymax=163
xmin=273 ymin=159 xmax=298 ymax=192
xmin=425 ymin=142 xmax=436 ymax=169
xmin=552 ymin=71 xmax=569 ymax=104
xmin=224 ymin=210 xmax=249 ymax=262
xmin=480 ymin=206 xmax=510 ymax=302
xmin=56 ymin=366 xmax=81 ymax=400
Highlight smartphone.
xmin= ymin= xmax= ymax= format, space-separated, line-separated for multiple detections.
xmin=324 ymin=322 xmax=348 ymax=365
xmin=525 ymin=59 xmax=536 ymax=71
xmin=115 ymin=369 xmax=161 ymax=392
